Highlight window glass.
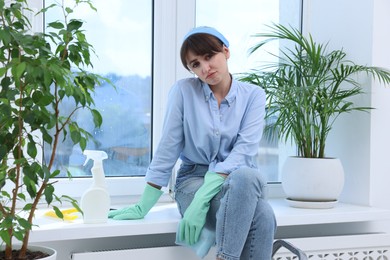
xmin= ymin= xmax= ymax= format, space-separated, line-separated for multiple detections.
xmin=196 ymin=0 xmax=302 ymax=182
xmin=44 ymin=0 xmax=152 ymax=177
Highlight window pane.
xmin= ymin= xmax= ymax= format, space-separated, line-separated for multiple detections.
xmin=44 ymin=0 xmax=152 ymax=177
xmin=196 ymin=0 xmax=302 ymax=182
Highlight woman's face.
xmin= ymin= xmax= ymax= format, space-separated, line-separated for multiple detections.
xmin=186 ymin=46 xmax=230 ymax=87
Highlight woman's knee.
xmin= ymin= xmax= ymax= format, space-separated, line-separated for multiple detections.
xmin=229 ymin=167 xmax=266 ymax=186
xmin=228 ymin=167 xmax=267 ymax=197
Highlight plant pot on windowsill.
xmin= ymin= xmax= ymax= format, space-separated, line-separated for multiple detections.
xmin=239 ymin=23 xmax=390 ymax=208
xmin=281 ymin=157 xmax=344 ymax=208
xmin=0 ymin=245 xmax=57 ymax=260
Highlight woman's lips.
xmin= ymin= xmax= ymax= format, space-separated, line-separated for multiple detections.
xmin=206 ymin=72 xmax=216 ymax=79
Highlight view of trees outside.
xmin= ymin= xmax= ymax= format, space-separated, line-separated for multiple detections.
xmin=45 ymin=0 xmax=152 ymax=177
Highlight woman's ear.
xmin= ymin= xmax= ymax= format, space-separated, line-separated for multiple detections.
xmin=223 ymin=46 xmax=230 ymax=59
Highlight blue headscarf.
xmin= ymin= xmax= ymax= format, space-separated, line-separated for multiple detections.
xmin=183 ymin=26 xmax=229 ymax=47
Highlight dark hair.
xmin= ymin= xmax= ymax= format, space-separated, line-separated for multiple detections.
xmin=180 ymin=33 xmax=225 ymax=70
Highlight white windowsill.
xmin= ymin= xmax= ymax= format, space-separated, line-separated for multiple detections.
xmin=28 ymin=199 xmax=390 ymax=243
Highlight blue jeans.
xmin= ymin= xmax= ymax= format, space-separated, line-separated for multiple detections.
xmin=174 ymin=164 xmax=276 ymax=260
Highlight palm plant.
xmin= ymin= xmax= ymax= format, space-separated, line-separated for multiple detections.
xmin=241 ymin=23 xmax=390 ymax=158
xmin=0 ymin=0 xmax=108 ymax=259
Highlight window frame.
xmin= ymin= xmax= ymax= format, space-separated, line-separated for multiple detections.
xmin=45 ymin=0 xmax=183 ymax=201
xmin=31 ymin=0 xmax=158 ymax=201
xmin=34 ymin=0 xmax=304 ymax=203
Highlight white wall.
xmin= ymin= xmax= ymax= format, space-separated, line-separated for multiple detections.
xmin=370 ymin=0 xmax=390 ymax=210
xmin=304 ymin=0 xmax=390 ymax=209
xmin=303 ymin=0 xmax=390 ymax=238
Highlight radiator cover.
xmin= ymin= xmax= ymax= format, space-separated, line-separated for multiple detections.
xmin=71 ymin=233 xmax=390 ymax=260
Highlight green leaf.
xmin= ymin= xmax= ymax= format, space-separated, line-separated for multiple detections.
xmin=50 ymin=169 xmax=61 ymax=178
xmin=1 ymin=216 xmax=12 ymax=228
xmin=91 ymin=109 xmax=102 ymax=127
xmin=23 ymin=163 xmax=39 ymax=184
xmin=65 ymin=7 xmax=73 ymax=14
xmin=24 ymin=175 xmax=37 ymax=198
xmin=72 ymin=201 xmax=83 ymax=215
xmin=17 ymin=217 xmax=32 ymax=230
xmin=14 ymin=61 xmax=26 ymax=80
xmin=0 ymin=230 xmax=11 ymax=245
xmin=0 ymin=145 xmax=8 ymax=161
xmin=66 ymin=169 xmax=73 ymax=178
xmin=1 ymin=76 xmax=12 ymax=89
xmin=62 ymin=195 xmax=82 ymax=214
xmin=0 ymin=191 xmax=11 ymax=200
xmin=13 ymin=230 xmax=24 ymax=241
xmin=71 ymin=130 xmax=81 ymax=144
xmin=32 ymin=91 xmax=53 ymax=106
xmin=79 ymin=137 xmax=86 ymax=151
xmin=42 ymin=130 xmax=53 ymax=145
xmin=0 ymin=67 xmax=7 ymax=77
xmin=44 ymin=184 xmax=55 ymax=204
xmin=67 ymin=19 xmax=83 ymax=32
xmin=53 ymin=206 xmax=64 ymax=219
xmin=27 ymin=141 xmax=37 ymax=158
xmin=42 ymin=165 xmax=51 ymax=181
xmin=22 ymin=203 xmax=33 ymax=211
xmin=17 ymin=193 xmax=26 ymax=201
xmin=48 ymin=21 xmax=64 ymax=29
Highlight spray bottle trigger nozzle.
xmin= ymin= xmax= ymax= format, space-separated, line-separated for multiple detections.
xmin=82 ymin=150 xmax=108 ymax=167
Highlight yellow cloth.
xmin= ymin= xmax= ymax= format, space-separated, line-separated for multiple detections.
xmin=44 ymin=208 xmax=79 ymax=221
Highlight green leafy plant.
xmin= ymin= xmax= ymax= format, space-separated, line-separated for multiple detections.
xmin=0 ymin=0 xmax=108 ymax=259
xmin=240 ymin=23 xmax=390 ymax=158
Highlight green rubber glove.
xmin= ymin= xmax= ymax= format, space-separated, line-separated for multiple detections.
xmin=108 ymin=184 xmax=163 ymax=220
xmin=179 ymin=171 xmax=225 ymax=245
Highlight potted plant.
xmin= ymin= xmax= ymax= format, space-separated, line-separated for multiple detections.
xmin=0 ymin=0 xmax=107 ymax=259
xmin=240 ymin=24 xmax=390 ymax=207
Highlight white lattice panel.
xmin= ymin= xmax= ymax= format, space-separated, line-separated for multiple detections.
xmin=274 ymin=247 xmax=390 ymax=260
xmin=273 ymin=234 xmax=390 ymax=260
xmin=72 ymin=234 xmax=390 ymax=260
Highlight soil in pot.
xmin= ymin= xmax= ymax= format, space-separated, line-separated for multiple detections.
xmin=0 ymin=249 xmax=50 ymax=260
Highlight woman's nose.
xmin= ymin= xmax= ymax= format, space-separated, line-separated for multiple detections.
xmin=201 ymin=61 xmax=210 ymax=74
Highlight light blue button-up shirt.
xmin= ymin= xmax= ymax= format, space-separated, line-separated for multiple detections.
xmin=145 ymin=77 xmax=266 ymax=187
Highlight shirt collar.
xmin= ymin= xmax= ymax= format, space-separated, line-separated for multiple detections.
xmin=201 ymin=76 xmax=237 ymax=106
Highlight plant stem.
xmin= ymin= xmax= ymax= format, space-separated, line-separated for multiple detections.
xmin=20 ymin=181 xmax=48 ymax=260
xmin=8 ymin=57 xmax=27 ymax=260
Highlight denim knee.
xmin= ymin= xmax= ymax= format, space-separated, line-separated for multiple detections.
xmin=227 ymin=167 xmax=267 ymax=198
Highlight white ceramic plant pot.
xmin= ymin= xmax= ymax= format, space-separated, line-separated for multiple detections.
xmin=281 ymin=157 xmax=345 ymax=208
xmin=1 ymin=245 xmax=57 ymax=260
xmin=34 ymin=245 xmax=57 ymax=260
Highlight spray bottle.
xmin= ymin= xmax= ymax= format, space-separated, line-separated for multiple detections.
xmin=80 ymin=150 xmax=110 ymax=224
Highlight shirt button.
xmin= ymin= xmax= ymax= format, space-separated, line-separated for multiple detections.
xmin=215 ymin=131 xmax=220 ymax=136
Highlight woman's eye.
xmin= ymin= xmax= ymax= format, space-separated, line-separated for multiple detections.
xmin=191 ymin=62 xmax=199 ymax=69
xmin=205 ymin=54 xmax=213 ymax=60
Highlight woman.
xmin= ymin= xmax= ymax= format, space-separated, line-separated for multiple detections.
xmin=109 ymin=26 xmax=276 ymax=260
